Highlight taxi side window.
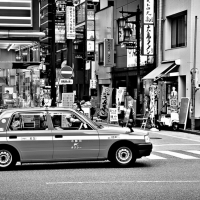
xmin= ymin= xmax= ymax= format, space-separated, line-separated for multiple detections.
xmin=9 ymin=113 xmax=48 ymax=131
xmin=50 ymin=111 xmax=92 ymax=130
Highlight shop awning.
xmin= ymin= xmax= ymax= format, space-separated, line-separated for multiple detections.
xmin=142 ymin=62 xmax=177 ymax=81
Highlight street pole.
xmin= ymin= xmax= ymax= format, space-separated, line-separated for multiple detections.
xmin=136 ymin=6 xmax=141 ymax=115
xmin=191 ymin=16 xmax=198 ymax=130
xmin=50 ymin=0 xmax=56 ymax=107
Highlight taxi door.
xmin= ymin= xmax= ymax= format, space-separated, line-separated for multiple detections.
xmin=49 ymin=112 xmax=100 ymax=161
xmin=6 ymin=111 xmax=53 ymax=161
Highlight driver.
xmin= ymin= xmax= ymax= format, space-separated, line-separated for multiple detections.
xmin=65 ymin=113 xmax=80 ymax=128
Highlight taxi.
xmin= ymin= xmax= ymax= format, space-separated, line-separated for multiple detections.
xmin=0 ymin=107 xmax=152 ymax=170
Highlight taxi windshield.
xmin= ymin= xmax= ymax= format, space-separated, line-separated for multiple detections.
xmin=75 ymin=109 xmax=104 ymax=129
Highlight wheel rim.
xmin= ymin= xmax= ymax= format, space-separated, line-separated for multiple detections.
xmin=116 ymin=147 xmax=132 ymax=165
xmin=0 ymin=150 xmax=12 ymax=168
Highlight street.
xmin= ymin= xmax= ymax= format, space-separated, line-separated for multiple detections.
xmin=0 ymin=129 xmax=200 ymax=200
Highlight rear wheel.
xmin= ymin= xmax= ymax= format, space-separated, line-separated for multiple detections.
xmin=172 ymin=122 xmax=179 ymax=131
xmin=112 ymin=146 xmax=136 ymax=167
xmin=0 ymin=149 xmax=16 ymax=170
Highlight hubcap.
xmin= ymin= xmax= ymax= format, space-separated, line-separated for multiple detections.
xmin=116 ymin=147 xmax=132 ymax=164
xmin=0 ymin=150 xmax=12 ymax=167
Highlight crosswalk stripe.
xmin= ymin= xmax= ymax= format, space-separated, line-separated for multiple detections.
xmin=156 ymin=151 xmax=199 ymax=159
xmin=185 ymin=150 xmax=200 ymax=155
xmin=146 ymin=154 xmax=167 ymax=159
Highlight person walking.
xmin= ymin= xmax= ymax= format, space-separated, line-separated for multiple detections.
xmin=126 ymin=102 xmax=135 ymax=132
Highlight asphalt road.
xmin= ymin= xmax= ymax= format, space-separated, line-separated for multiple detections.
xmin=0 ymin=129 xmax=200 ymax=200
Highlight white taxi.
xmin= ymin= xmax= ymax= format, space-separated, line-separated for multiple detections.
xmin=0 ymin=107 xmax=152 ymax=170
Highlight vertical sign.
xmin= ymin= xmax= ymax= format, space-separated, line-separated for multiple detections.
xmin=104 ymin=38 xmax=114 ymax=67
xmin=109 ymin=108 xmax=118 ymax=123
xmin=144 ymin=0 xmax=154 ymax=24
xmin=143 ymin=24 xmax=154 ymax=55
xmin=100 ymin=86 xmax=113 ymax=109
xmin=143 ymin=0 xmax=154 ymax=56
xmin=66 ymin=6 xmax=75 ymax=39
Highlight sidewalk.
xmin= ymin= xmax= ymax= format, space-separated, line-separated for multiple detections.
xmin=95 ymin=119 xmax=200 ymax=136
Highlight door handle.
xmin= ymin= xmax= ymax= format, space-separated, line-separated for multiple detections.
xmin=9 ymin=136 xmax=17 ymax=139
xmin=55 ymin=135 xmax=63 ymax=138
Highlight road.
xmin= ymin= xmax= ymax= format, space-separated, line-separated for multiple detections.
xmin=0 ymin=129 xmax=200 ymax=200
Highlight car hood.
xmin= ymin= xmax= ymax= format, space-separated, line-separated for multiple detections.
xmin=98 ymin=125 xmax=149 ymax=136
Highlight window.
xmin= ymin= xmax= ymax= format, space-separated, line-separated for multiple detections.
xmin=171 ymin=13 xmax=187 ymax=48
xmin=9 ymin=112 xmax=48 ymax=131
xmin=49 ymin=111 xmax=92 ymax=130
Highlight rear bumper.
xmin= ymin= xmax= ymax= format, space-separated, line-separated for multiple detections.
xmin=136 ymin=143 xmax=153 ymax=158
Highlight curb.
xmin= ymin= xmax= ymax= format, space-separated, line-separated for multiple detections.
xmin=97 ymin=122 xmax=200 ymax=136
xmin=179 ymin=128 xmax=200 ymax=136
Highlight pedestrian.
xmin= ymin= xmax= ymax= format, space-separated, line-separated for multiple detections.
xmin=73 ymin=101 xmax=84 ymax=114
xmin=126 ymin=102 xmax=135 ymax=132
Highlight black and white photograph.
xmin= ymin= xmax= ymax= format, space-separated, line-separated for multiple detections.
xmin=0 ymin=0 xmax=200 ymax=199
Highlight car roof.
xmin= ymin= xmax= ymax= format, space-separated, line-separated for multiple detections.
xmin=1 ymin=107 xmax=75 ymax=114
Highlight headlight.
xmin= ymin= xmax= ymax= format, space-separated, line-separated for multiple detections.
xmin=144 ymin=135 xmax=150 ymax=143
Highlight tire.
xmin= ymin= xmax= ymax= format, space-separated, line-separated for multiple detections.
xmin=0 ymin=149 xmax=16 ymax=170
xmin=112 ymin=145 xmax=136 ymax=167
xmin=172 ymin=122 xmax=179 ymax=131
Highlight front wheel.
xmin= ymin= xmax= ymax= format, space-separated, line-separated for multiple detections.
xmin=0 ymin=149 xmax=16 ymax=170
xmin=112 ymin=146 xmax=136 ymax=167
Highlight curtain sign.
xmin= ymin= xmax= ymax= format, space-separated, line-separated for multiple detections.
xmin=100 ymin=86 xmax=113 ymax=109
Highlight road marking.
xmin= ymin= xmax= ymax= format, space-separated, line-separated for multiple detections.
xmin=46 ymin=180 xmax=200 ymax=185
xmin=154 ymin=144 xmax=200 ymax=147
xmin=186 ymin=150 xmax=200 ymax=155
xmin=154 ymin=132 xmax=200 ymax=143
xmin=146 ymin=154 xmax=167 ymax=159
xmin=156 ymin=150 xmax=199 ymax=159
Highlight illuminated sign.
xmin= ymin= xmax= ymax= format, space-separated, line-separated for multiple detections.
xmin=0 ymin=0 xmax=32 ymax=27
xmin=144 ymin=0 xmax=154 ymax=24
xmin=66 ymin=6 xmax=75 ymax=39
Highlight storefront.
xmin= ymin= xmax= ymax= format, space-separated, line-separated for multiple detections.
xmin=142 ymin=61 xmax=180 ymax=118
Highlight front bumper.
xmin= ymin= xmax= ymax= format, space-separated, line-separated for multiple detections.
xmin=136 ymin=143 xmax=153 ymax=158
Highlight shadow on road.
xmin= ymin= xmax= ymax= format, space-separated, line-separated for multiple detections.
xmin=5 ymin=160 xmax=153 ymax=172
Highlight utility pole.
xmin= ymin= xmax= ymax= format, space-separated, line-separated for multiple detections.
xmin=191 ymin=16 xmax=198 ymax=130
xmin=136 ymin=6 xmax=141 ymax=115
xmin=50 ymin=0 xmax=56 ymax=107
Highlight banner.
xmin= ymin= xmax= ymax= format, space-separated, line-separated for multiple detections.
xmin=116 ymin=88 xmax=124 ymax=114
xmin=100 ymin=86 xmax=113 ymax=109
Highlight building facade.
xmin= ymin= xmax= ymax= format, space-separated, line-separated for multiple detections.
xmin=143 ymin=0 xmax=200 ymax=129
